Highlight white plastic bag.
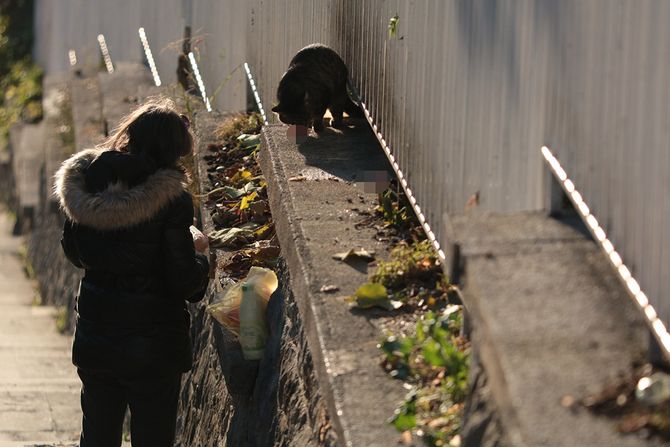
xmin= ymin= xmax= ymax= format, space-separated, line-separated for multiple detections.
xmin=206 ymin=267 xmax=278 ymax=338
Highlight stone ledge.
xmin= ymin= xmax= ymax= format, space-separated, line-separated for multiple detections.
xmin=258 ymin=123 xmax=407 ymax=447
xmin=450 ymin=212 xmax=655 ymax=447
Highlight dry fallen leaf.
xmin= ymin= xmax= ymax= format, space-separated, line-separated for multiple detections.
xmin=288 ymin=175 xmax=307 ymax=182
xmin=208 ymin=227 xmax=255 ymax=248
xmin=249 ymin=200 xmax=268 ymax=218
xmin=242 ymin=240 xmax=281 ymax=262
xmin=464 ymin=190 xmax=480 ymax=212
xmin=618 ymin=413 xmax=650 ymax=433
xmin=561 ymin=395 xmax=575 ymax=408
xmin=318 ymin=421 xmax=332 ymax=442
xmin=332 ymin=248 xmax=376 ymax=262
xmin=222 ymin=253 xmax=252 ymax=275
xmin=319 ymin=285 xmax=340 ymax=293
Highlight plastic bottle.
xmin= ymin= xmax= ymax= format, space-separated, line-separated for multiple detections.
xmin=239 ymin=283 xmax=268 ymax=360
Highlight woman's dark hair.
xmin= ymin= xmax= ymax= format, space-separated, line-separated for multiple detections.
xmin=103 ymin=97 xmax=192 ymax=169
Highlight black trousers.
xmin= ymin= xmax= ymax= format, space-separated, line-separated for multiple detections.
xmin=77 ymin=368 xmax=182 ymax=447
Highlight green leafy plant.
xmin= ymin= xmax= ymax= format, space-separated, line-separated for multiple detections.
xmin=371 ymin=239 xmax=449 ymax=306
xmin=55 ymin=306 xmax=69 ymax=333
xmin=55 ymin=91 xmax=75 ymax=157
xmin=388 ymin=14 xmax=400 ymax=39
xmin=0 ymin=59 xmax=43 ymax=148
xmin=214 ymin=112 xmax=263 ymax=141
xmin=0 ymin=2 xmax=43 ymax=151
xmin=378 ymin=185 xmax=416 ymax=231
xmin=381 ymin=310 xmax=469 ymax=444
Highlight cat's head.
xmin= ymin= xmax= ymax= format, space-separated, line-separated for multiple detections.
xmin=273 ymin=70 xmax=312 ymax=125
xmin=271 ymin=102 xmax=310 ymax=126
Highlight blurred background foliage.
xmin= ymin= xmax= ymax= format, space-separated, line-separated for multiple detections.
xmin=0 ymin=0 xmax=43 ymax=151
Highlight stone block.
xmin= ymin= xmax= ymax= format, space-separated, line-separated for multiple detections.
xmin=98 ymin=62 xmax=154 ymax=133
xmin=71 ymin=75 xmax=103 ymax=152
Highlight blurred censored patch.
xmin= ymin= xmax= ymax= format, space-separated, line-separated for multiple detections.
xmin=356 ymin=170 xmax=391 ymax=193
xmin=286 ymin=125 xmax=308 ymax=144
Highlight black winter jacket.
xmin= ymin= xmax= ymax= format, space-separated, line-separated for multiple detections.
xmin=55 ymin=149 xmax=209 ymax=376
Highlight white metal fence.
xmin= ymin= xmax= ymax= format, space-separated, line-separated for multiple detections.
xmin=34 ymin=0 xmax=670 ymax=340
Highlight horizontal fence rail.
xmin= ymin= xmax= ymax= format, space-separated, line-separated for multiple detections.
xmin=34 ymin=0 xmax=670 ymax=345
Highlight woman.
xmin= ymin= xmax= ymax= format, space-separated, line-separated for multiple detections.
xmin=54 ymin=98 xmax=210 ymax=446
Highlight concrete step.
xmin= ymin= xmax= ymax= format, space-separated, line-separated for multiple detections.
xmin=452 ymin=212 xmax=655 ymax=446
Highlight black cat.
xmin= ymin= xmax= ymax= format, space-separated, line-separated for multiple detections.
xmin=271 ymin=43 xmax=362 ymax=133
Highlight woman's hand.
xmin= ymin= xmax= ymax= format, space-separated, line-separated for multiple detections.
xmin=189 ymin=225 xmax=209 ymax=254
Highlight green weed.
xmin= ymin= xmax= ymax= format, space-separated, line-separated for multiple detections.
xmin=377 ymin=185 xmax=418 ymax=233
xmin=214 ymin=112 xmax=263 ymax=142
xmin=55 ymin=306 xmax=68 ymax=333
xmin=371 ymin=239 xmax=449 ymax=306
xmin=381 ymin=310 xmax=469 ymax=444
xmin=55 ymin=91 xmax=75 ymax=157
xmin=388 ymin=14 xmax=400 ymax=39
xmin=371 ymin=192 xmax=468 ymax=444
xmin=0 ymin=3 xmax=42 ymax=151
xmin=16 ymin=244 xmax=35 ymax=279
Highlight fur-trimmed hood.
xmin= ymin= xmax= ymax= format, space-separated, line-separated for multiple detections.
xmin=54 ymin=149 xmax=190 ymax=230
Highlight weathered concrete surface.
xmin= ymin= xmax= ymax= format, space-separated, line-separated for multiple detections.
xmin=43 ymin=74 xmax=73 ymax=211
xmin=259 ymin=123 xmax=409 ymax=447
xmin=98 ymin=62 xmax=154 ymax=134
xmin=70 ymin=75 xmax=103 ymax=152
xmin=0 ymin=209 xmax=80 ymax=446
xmin=26 ymin=206 xmax=81 ymax=317
xmin=136 ymin=84 xmax=164 ymax=102
xmin=451 ymin=212 xmax=656 ymax=447
xmin=8 ymin=122 xmax=46 ymax=232
xmin=174 ymin=111 xmax=336 ymax=446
